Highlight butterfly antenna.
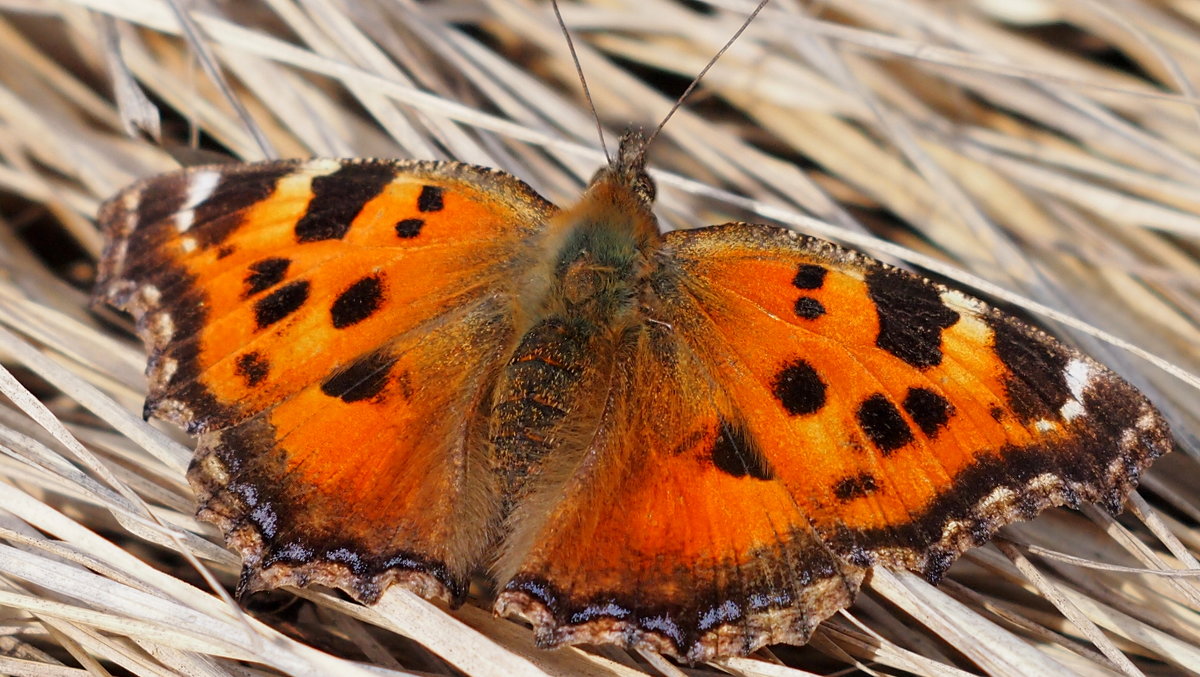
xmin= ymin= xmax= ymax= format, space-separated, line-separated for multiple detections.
xmin=645 ymin=0 xmax=771 ymax=150
xmin=552 ymin=0 xmax=610 ymax=163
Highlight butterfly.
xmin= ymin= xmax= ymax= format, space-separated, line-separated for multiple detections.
xmin=95 ymin=130 xmax=1170 ymax=661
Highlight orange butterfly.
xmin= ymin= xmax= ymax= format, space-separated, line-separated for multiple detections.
xmin=95 ymin=131 xmax=1169 ymax=661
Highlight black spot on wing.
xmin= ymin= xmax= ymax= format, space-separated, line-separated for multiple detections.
xmin=771 ymin=359 xmax=826 ymax=416
xmin=903 ymin=387 xmax=954 ymax=438
xmin=395 ymin=218 xmax=424 ymax=238
xmin=710 ymin=419 xmax=772 ymax=480
xmin=330 ymin=275 xmax=384 ymax=329
xmin=865 ymin=268 xmax=959 ymax=368
xmin=792 ymin=264 xmax=827 ymax=290
xmin=216 ymin=245 xmax=236 ymax=259
xmin=833 ymin=473 xmax=878 ymax=501
xmin=987 ymin=316 xmax=1072 ymax=423
xmin=254 ymin=280 xmax=309 ymax=329
xmin=793 ymin=297 xmax=825 ymax=319
xmin=321 ymin=352 xmax=398 ymax=403
xmin=235 ymin=352 xmax=269 ymax=387
xmin=295 ymin=164 xmax=396 ymax=242
xmin=191 ymin=166 xmax=293 ymax=247
xmin=417 ymin=185 xmax=444 ymax=212
xmin=243 ymin=257 xmax=291 ymax=298
xmin=857 ymin=393 xmax=913 ymax=455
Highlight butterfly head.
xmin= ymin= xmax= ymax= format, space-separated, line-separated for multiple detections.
xmin=588 ymin=130 xmax=656 ymax=210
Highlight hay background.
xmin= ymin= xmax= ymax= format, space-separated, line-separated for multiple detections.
xmin=0 ymin=0 xmax=1198 ymax=674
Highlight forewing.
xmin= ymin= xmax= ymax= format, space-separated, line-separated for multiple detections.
xmin=658 ymin=224 xmax=1170 ymax=579
xmin=98 ymin=159 xmax=552 ymax=432
xmin=97 ymin=159 xmax=556 ymax=601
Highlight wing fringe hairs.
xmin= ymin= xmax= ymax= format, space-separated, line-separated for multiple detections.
xmin=0 ymin=0 xmax=1197 ymax=675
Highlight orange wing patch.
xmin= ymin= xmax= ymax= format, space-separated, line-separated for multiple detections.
xmin=97 ymin=159 xmax=555 ymax=601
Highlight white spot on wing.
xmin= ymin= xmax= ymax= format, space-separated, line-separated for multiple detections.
xmin=176 ymin=171 xmax=222 ymax=232
xmin=978 ymin=486 xmax=1015 ymax=513
xmin=939 ymin=289 xmax=985 ymax=313
xmin=156 ymin=398 xmax=192 ymax=424
xmin=1060 ymin=400 xmax=1085 ymax=421
xmin=1060 ymin=358 xmax=1093 ymax=421
xmin=159 ymin=358 xmax=178 ymax=383
xmin=151 ymin=313 xmax=175 ymax=342
xmin=304 ymin=158 xmax=343 ymax=175
xmin=1034 ymin=419 xmax=1056 ymax=433
xmin=1137 ymin=411 xmax=1157 ymax=431
xmin=1028 ymin=473 xmax=1060 ymax=492
xmin=174 ymin=210 xmax=196 ymax=232
xmin=943 ymin=519 xmax=970 ymax=538
xmin=180 ymin=237 xmax=197 ymax=253
xmin=1065 ymin=358 xmax=1092 ymax=401
xmin=199 ymin=454 xmax=229 ymax=483
xmin=327 ymin=547 xmax=362 ymax=567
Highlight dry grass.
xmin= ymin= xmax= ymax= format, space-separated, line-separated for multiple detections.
xmin=0 ymin=0 xmax=1198 ymax=674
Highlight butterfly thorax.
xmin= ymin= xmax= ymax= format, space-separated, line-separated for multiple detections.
xmin=552 ymin=192 xmax=655 ymax=312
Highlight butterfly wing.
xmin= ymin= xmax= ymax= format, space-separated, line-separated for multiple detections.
xmin=496 ymin=223 xmax=1169 ymax=660
xmin=495 ymin=316 xmax=866 ymax=661
xmin=97 ymin=159 xmax=556 ymax=602
xmin=659 ymin=224 xmax=1169 ymax=576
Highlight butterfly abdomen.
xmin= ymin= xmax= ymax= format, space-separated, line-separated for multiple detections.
xmin=488 ymin=316 xmax=614 ymax=495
